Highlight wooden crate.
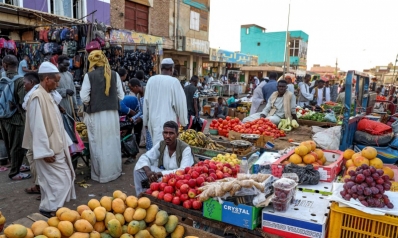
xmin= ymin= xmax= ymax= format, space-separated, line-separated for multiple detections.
xmin=228 ymin=130 xmax=274 ymax=148
xmin=297 ymin=119 xmax=337 ymax=127
xmin=191 ymin=140 xmax=259 ymax=159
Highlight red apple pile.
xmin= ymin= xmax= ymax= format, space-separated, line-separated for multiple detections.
xmin=145 ymin=160 xmax=240 ymax=210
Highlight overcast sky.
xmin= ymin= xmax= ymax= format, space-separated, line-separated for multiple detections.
xmin=209 ymin=0 xmax=398 ymax=71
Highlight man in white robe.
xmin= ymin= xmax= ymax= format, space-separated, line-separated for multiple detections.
xmin=143 ymin=58 xmax=188 ymax=146
xmin=22 ymin=62 xmax=76 ymax=217
xmin=80 ymin=50 xmax=125 ymax=183
xmin=134 ymin=121 xmax=194 ymax=195
xmin=298 ymin=74 xmax=313 ymax=107
xmin=250 ymin=78 xmax=266 ymax=115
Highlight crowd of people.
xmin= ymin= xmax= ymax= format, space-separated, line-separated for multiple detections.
xmin=1 ymin=51 xmax=396 ymax=218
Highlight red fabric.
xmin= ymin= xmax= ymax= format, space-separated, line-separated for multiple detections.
xmin=357 ymin=118 xmax=392 ymax=135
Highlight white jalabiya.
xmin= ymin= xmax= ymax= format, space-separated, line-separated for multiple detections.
xmin=143 ymin=75 xmax=188 ymax=146
xmin=134 ymin=141 xmax=194 ymax=195
xmin=27 ymin=97 xmax=76 ymax=212
xmin=250 ymin=81 xmax=267 ymax=115
xmin=80 ymin=73 xmax=125 ymax=183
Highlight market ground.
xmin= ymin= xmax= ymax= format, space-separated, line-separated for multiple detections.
xmin=0 ymin=120 xmax=312 ymax=224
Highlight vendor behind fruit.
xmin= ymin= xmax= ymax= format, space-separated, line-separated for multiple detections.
xmin=133 ymin=121 xmax=194 ymax=195
xmin=242 ymin=80 xmax=297 ymax=125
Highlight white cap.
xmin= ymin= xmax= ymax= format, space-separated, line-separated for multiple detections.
xmin=161 ymin=58 xmax=174 ymax=65
xmin=38 ymin=62 xmax=59 ymax=74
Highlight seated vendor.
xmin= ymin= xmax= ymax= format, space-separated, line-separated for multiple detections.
xmin=133 ymin=121 xmax=195 ymax=195
xmin=227 ymin=93 xmax=241 ymax=108
xmin=243 ymin=80 xmax=297 ymax=125
xmin=214 ymin=97 xmax=227 ymax=119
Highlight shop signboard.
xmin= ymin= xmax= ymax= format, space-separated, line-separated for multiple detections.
xmin=298 ymin=40 xmax=308 ymax=66
xmin=110 ymin=29 xmax=163 ymax=54
xmin=183 ymin=37 xmax=210 ymax=54
xmin=209 ymin=48 xmax=258 ymax=66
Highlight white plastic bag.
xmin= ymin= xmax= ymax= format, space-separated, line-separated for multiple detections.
xmin=312 ymin=126 xmax=341 ymax=150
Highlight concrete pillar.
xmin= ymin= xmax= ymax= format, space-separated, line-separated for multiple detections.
xmin=244 ymin=71 xmax=249 ymax=84
xmin=218 ymin=65 xmax=222 ymax=77
xmin=188 ymin=54 xmax=194 ymax=79
xmin=158 ymin=54 xmax=163 ymax=74
xmin=197 ymin=56 xmax=202 ymax=76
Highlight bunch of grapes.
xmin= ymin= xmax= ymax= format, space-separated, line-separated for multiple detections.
xmin=341 ymin=164 xmax=394 ymax=209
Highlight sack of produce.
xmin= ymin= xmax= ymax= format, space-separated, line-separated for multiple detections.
xmin=282 ymin=163 xmax=320 ymax=185
xmin=357 ymin=118 xmax=392 ymax=135
xmin=354 ymin=131 xmax=393 ymax=147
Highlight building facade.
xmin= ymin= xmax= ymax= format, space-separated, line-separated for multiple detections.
xmin=240 ymin=24 xmax=308 ymax=72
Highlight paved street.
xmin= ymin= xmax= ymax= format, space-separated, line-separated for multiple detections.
xmin=0 ymin=152 xmax=142 ymax=223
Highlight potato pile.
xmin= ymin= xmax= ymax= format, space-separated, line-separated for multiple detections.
xmin=1 ymin=190 xmax=185 ymax=238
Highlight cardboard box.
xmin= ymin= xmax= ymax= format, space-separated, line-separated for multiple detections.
xmin=228 ymin=130 xmax=274 ymax=148
xmin=228 ymin=108 xmax=236 ymax=117
xmin=236 ymin=112 xmax=246 ymax=120
xmin=262 ymin=191 xmax=330 ymax=238
xmin=271 ymin=150 xmax=344 ymax=182
xmin=203 ymin=198 xmax=262 ymax=230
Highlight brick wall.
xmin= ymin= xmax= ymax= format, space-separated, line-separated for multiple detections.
xmin=110 ymin=0 xmax=125 ymax=29
xmin=149 ymin=0 xmax=171 ymax=38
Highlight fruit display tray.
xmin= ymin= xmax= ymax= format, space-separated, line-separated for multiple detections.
xmin=191 ymin=140 xmax=259 ymax=159
xmin=271 ymin=150 xmax=344 ymax=182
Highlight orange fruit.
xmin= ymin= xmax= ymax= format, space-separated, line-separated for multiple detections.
xmin=295 ymin=145 xmax=309 ymax=156
xmin=345 ymin=159 xmax=354 ymax=168
xmin=382 ymin=166 xmax=394 ymax=180
xmin=343 ymin=149 xmax=355 ymax=160
xmin=361 ymin=147 xmax=377 ymax=160
xmin=303 ymin=154 xmax=316 ymax=164
xmin=369 ymin=158 xmax=383 ymax=169
xmin=289 ymin=154 xmax=303 ymax=164
xmin=308 ymin=141 xmax=316 ymax=151
xmin=300 ymin=142 xmax=312 ymax=152
xmin=352 ymin=156 xmax=369 ymax=167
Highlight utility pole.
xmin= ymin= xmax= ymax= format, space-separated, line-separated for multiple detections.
xmin=335 ymin=58 xmax=338 ymax=77
xmin=283 ymin=2 xmax=291 ymax=79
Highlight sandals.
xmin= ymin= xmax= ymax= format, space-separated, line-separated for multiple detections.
xmin=0 ymin=166 xmax=8 ymax=172
xmin=39 ymin=210 xmax=56 ymax=218
xmin=25 ymin=185 xmax=41 ymax=194
xmin=10 ymin=173 xmax=32 ymax=180
xmin=20 ymin=164 xmax=30 ymax=172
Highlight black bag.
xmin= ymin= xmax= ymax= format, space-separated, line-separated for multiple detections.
xmin=283 ymin=163 xmax=320 ymax=185
xmin=62 ymin=113 xmax=78 ymax=144
xmin=354 ymin=131 xmax=393 ymax=147
xmin=121 ymin=134 xmax=139 ymax=157
xmin=190 ymin=116 xmax=203 ymax=132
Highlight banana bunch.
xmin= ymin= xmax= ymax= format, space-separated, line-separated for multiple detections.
xmin=76 ymin=122 xmax=88 ymax=137
xmin=179 ymin=130 xmax=226 ymax=150
xmin=278 ymin=118 xmax=299 ymax=132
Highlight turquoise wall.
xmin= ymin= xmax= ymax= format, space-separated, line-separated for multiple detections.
xmin=240 ymin=25 xmax=308 ymax=65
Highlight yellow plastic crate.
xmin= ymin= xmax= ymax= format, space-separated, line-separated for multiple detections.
xmin=328 ymin=202 xmax=398 ymax=238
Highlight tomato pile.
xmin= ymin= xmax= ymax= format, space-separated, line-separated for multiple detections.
xmin=209 ymin=116 xmax=241 ymax=136
xmin=146 ymin=161 xmax=239 ymax=210
xmin=232 ymin=118 xmax=286 ymax=138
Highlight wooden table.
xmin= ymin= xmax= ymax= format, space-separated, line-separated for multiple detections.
xmin=140 ymin=194 xmax=279 ymax=238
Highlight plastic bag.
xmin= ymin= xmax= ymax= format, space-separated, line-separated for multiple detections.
xmin=62 ymin=113 xmax=78 ymax=143
xmin=324 ymin=111 xmax=337 ymax=123
xmin=357 ymin=118 xmax=392 ymax=135
xmin=312 ymin=126 xmax=341 ymax=150
xmin=121 ymin=134 xmax=139 ymax=157
xmin=282 ymin=163 xmax=320 ymax=185
xmin=189 ymin=116 xmax=207 ymax=132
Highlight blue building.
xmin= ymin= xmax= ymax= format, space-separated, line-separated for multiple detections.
xmin=240 ymin=24 xmax=309 ymax=69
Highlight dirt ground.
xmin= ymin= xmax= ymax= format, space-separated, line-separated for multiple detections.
xmin=0 ymin=118 xmax=312 ymax=225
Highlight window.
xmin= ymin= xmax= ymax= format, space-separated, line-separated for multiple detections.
xmin=125 ymin=1 xmax=149 ymax=33
xmin=190 ymin=11 xmax=200 ymax=31
xmin=73 ymin=0 xmax=87 ymax=20
xmin=0 ymin=0 xmax=22 ymax=7
xmin=246 ymin=28 xmax=249 ymax=34
xmin=48 ymin=0 xmax=73 ymax=18
xmin=289 ymin=38 xmax=300 ymax=57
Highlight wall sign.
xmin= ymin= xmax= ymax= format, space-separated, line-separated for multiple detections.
xmin=183 ymin=37 xmax=209 ymax=54
xmin=110 ymin=29 xmax=163 ymax=54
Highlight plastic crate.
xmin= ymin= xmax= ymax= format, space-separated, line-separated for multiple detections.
xmin=328 ymin=202 xmax=398 ymax=238
xmin=271 ymin=149 xmax=344 ymax=182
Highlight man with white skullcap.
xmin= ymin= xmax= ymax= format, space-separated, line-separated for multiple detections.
xmin=22 ymin=62 xmax=76 ymax=217
xmin=142 ymin=58 xmax=188 ymax=148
